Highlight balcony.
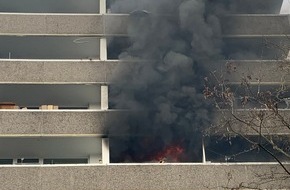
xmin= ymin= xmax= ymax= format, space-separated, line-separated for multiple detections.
xmin=0 ymin=110 xmax=110 ymax=135
xmin=0 ymin=60 xmax=130 ymax=83
xmin=211 ymin=109 xmax=290 ymax=135
xmin=0 ymin=13 xmax=127 ymax=36
xmin=222 ymin=14 xmax=290 ymax=36
xmin=205 ymin=60 xmax=290 ymax=84
xmin=0 ymin=83 xmax=128 ymax=135
xmin=0 ymin=163 xmax=288 ymax=189
xmin=0 ymin=109 xmax=130 ymax=135
xmin=1 ymin=14 xmax=289 ymax=37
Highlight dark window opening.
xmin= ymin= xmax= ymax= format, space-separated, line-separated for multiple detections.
xmin=205 ymin=136 xmax=290 ymax=162
xmin=107 ymin=37 xmax=131 ymax=59
xmin=0 ymin=159 xmax=13 ymax=165
xmin=17 ymin=158 xmax=39 ymax=164
xmin=43 ymin=158 xmax=88 ymax=164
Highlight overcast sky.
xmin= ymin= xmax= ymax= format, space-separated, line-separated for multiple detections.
xmin=281 ymin=0 xmax=290 ymax=13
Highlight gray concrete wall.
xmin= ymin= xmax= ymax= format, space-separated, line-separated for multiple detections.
xmin=205 ymin=60 xmax=290 ymax=83
xmin=0 ymin=14 xmax=103 ymax=35
xmin=0 ymin=60 xmax=128 ymax=83
xmin=212 ymin=110 xmax=290 ymax=135
xmin=0 ymin=14 xmax=128 ymax=36
xmin=0 ymin=163 xmax=289 ymax=190
xmin=104 ymin=14 xmax=128 ymax=36
xmin=222 ymin=15 xmax=290 ymax=36
xmin=0 ymin=110 xmax=126 ymax=135
xmin=2 ymin=14 xmax=289 ymax=37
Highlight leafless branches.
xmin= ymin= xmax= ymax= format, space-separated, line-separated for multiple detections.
xmin=203 ymin=47 xmax=290 ymax=183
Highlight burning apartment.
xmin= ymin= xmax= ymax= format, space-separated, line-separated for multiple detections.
xmin=0 ymin=0 xmax=289 ymax=189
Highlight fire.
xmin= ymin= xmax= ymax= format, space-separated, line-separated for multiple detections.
xmin=151 ymin=144 xmax=185 ymax=162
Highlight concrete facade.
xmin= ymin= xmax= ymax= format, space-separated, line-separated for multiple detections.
xmin=1 ymin=13 xmax=289 ymax=37
xmin=0 ymin=163 xmax=289 ymax=190
xmin=222 ymin=14 xmax=290 ymax=35
xmin=0 ymin=13 xmax=127 ymax=36
xmin=0 ymin=0 xmax=289 ymax=189
xmin=212 ymin=110 xmax=290 ymax=135
xmin=0 ymin=111 xmax=105 ymax=135
xmin=0 ymin=59 xmax=289 ymax=84
xmin=0 ymin=60 xmax=125 ymax=83
xmin=205 ymin=60 xmax=290 ymax=83
xmin=0 ymin=110 xmax=131 ymax=135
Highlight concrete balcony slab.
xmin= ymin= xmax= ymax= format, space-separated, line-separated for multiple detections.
xmin=0 ymin=13 xmax=289 ymax=37
xmin=0 ymin=110 xmax=127 ymax=135
xmin=0 ymin=13 xmax=128 ymax=36
xmin=211 ymin=109 xmax=290 ymax=135
xmin=0 ymin=60 xmax=130 ymax=83
xmin=205 ymin=60 xmax=290 ymax=84
xmin=0 ymin=163 xmax=288 ymax=189
xmin=222 ymin=14 xmax=290 ymax=36
xmin=0 ymin=13 xmax=103 ymax=35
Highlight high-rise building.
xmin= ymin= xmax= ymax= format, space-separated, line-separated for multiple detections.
xmin=0 ymin=0 xmax=289 ymax=189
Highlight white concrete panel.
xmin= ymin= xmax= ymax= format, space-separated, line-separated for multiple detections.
xmin=101 ymin=85 xmax=109 ymax=110
xmin=102 ymin=138 xmax=110 ymax=164
xmin=100 ymin=38 xmax=107 ymax=61
xmin=281 ymin=0 xmax=290 ymax=14
xmin=99 ymin=0 xmax=106 ymax=14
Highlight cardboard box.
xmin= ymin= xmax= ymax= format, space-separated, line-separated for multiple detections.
xmin=39 ymin=105 xmax=48 ymax=110
xmin=0 ymin=102 xmax=17 ymax=109
xmin=39 ymin=105 xmax=59 ymax=110
xmin=47 ymin=105 xmax=54 ymax=110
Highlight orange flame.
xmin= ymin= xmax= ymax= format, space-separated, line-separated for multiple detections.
xmin=152 ymin=144 xmax=184 ymax=162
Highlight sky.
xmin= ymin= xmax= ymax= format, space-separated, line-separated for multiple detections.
xmin=281 ymin=0 xmax=290 ymax=13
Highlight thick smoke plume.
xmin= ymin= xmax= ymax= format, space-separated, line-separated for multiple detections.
xmin=108 ymin=0 xmax=224 ymax=162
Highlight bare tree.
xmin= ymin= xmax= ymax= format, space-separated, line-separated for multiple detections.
xmin=203 ymin=37 xmax=290 ymax=188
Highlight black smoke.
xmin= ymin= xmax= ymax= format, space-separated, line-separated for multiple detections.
xmin=107 ymin=0 xmax=224 ymax=162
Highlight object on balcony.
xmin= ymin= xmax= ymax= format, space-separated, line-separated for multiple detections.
xmin=39 ymin=105 xmax=59 ymax=110
xmin=0 ymin=102 xmax=18 ymax=109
